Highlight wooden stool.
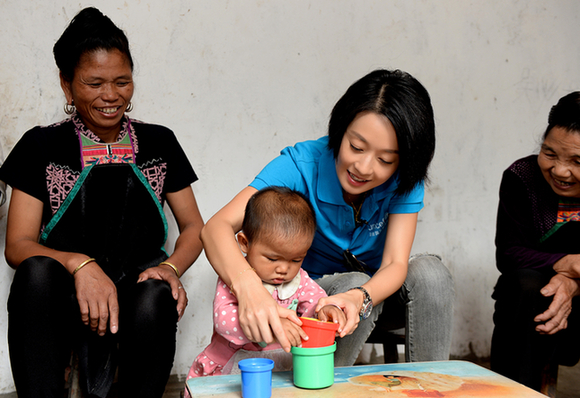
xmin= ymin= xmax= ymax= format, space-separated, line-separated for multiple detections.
xmin=540 ymin=360 xmax=558 ymax=398
xmin=67 ymin=353 xmax=83 ymax=398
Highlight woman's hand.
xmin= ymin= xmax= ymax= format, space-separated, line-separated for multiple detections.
xmin=534 ymin=273 xmax=580 ymax=334
xmin=316 ymin=289 xmax=363 ymax=337
xmin=138 ymin=265 xmax=188 ymax=321
xmin=74 ymin=261 xmax=119 ymax=336
xmin=234 ymin=274 xmax=302 ymax=352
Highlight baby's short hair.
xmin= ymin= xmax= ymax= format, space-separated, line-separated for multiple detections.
xmin=242 ymin=187 xmax=316 ymax=245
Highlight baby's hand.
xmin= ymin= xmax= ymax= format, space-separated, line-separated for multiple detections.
xmin=317 ymin=305 xmax=346 ymax=335
xmin=279 ymin=318 xmax=308 ymax=347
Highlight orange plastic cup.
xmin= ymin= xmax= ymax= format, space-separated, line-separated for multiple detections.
xmin=300 ymin=317 xmax=339 ymax=348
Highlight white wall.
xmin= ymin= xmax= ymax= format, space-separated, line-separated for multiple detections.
xmin=0 ymin=0 xmax=579 ymax=393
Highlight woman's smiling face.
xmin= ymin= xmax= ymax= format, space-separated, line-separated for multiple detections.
xmin=60 ymin=48 xmax=134 ymax=142
xmin=335 ymin=111 xmax=400 ymax=202
xmin=538 ymin=126 xmax=580 ymax=198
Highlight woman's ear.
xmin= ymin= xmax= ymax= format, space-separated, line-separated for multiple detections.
xmin=237 ymin=232 xmax=250 ymax=254
xmin=59 ymin=72 xmax=73 ymax=105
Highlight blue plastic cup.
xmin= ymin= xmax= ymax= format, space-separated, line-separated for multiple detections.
xmin=238 ymin=358 xmax=274 ymax=398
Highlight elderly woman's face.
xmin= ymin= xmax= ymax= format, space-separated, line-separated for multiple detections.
xmin=538 ymin=126 xmax=580 ymax=198
xmin=60 ymin=48 xmax=133 ymax=141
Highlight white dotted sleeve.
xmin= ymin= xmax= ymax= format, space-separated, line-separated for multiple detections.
xmin=212 ymin=277 xmax=253 ymax=346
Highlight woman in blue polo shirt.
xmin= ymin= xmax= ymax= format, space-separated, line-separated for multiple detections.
xmin=201 ymin=69 xmax=454 ymax=365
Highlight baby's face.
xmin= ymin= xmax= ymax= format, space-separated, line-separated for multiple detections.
xmin=244 ymin=235 xmax=312 ymax=285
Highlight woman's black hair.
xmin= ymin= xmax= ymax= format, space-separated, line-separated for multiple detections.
xmin=327 ymin=69 xmax=435 ymax=196
xmin=542 ymin=91 xmax=580 ymax=140
xmin=242 ymin=187 xmax=316 ymax=245
xmin=53 ymin=7 xmax=133 ymax=81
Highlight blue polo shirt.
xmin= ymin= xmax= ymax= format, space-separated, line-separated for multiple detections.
xmin=250 ymin=137 xmax=424 ymax=279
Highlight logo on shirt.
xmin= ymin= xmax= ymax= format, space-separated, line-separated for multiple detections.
xmin=367 ymin=213 xmax=388 ymax=237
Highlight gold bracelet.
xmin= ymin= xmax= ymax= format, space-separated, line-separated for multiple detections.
xmin=160 ymin=261 xmax=180 ymax=278
xmin=73 ymin=258 xmax=96 ymax=275
xmin=229 ymin=267 xmax=257 ymax=295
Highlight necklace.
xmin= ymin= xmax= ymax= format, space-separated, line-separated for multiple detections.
xmin=350 ymin=193 xmax=367 ymax=227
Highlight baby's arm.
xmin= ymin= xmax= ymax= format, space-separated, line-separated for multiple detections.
xmin=279 ymin=317 xmax=308 ymax=347
xmin=213 ymin=278 xmax=254 ymax=346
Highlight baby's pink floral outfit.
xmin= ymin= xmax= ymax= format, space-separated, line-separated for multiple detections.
xmin=186 ymin=268 xmax=326 ymax=383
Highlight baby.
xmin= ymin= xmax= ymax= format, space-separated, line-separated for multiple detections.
xmin=186 ymin=187 xmax=344 ymax=383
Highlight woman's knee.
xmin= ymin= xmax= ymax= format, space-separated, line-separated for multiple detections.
xmin=317 ymin=272 xmax=371 ymax=295
xmin=406 ymin=254 xmax=454 ymax=297
xmin=9 ymin=256 xmax=71 ymax=307
xmin=12 ymin=256 xmax=68 ymax=287
xmin=493 ymin=269 xmax=549 ymax=303
xmin=121 ymin=279 xmax=177 ymax=326
xmin=493 ymin=269 xmax=551 ymax=313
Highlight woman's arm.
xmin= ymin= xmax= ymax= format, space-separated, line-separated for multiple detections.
xmin=363 ymin=212 xmax=416 ymax=302
xmin=553 ymin=254 xmax=580 ymax=279
xmin=137 ymin=186 xmax=204 ymax=320
xmin=5 ymin=188 xmax=119 ymax=336
xmin=6 ymin=189 xmax=92 ymax=271
xmin=200 ymin=186 xmax=301 ymax=352
xmin=316 ymin=212 xmax=417 ymax=336
xmin=495 ymin=169 xmax=566 ymax=272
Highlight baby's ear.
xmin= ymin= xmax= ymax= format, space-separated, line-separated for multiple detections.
xmin=237 ymin=232 xmax=250 ymax=254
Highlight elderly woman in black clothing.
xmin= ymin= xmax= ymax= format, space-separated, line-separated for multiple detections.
xmin=0 ymin=8 xmax=204 ymax=398
xmin=491 ymin=91 xmax=580 ymax=391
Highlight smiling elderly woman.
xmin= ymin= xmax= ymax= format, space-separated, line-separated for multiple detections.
xmin=0 ymin=7 xmax=204 ymax=398
xmin=491 ymin=91 xmax=580 ymax=392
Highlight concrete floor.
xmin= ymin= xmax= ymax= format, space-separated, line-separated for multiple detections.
xmin=557 ymin=363 xmax=580 ymax=398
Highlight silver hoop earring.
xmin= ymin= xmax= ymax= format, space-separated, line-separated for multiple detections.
xmin=125 ymin=102 xmax=133 ymax=113
xmin=64 ymin=102 xmax=75 ymax=115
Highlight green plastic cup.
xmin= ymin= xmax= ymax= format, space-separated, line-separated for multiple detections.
xmin=291 ymin=342 xmax=336 ymax=389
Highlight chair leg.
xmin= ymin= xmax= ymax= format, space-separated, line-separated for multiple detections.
xmin=383 ymin=342 xmax=399 ymax=364
xmin=68 ymin=354 xmax=83 ymax=398
xmin=540 ymin=361 xmax=558 ymax=398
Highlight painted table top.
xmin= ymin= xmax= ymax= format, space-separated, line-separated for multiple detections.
xmin=186 ymin=360 xmax=546 ymax=397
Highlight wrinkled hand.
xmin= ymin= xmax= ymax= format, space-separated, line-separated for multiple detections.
xmin=236 ymin=279 xmax=302 ymax=352
xmin=534 ymin=273 xmax=580 ymax=335
xmin=316 ymin=290 xmax=362 ymax=337
xmin=138 ymin=265 xmax=188 ymax=321
xmin=279 ymin=318 xmax=308 ymax=347
xmin=74 ymin=262 xmax=118 ymax=336
xmin=317 ymin=305 xmax=347 ymax=336
xmin=553 ymin=254 xmax=580 ymax=279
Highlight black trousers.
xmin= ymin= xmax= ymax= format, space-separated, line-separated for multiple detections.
xmin=491 ymin=268 xmax=580 ymax=391
xmin=7 ymin=256 xmax=178 ymax=398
